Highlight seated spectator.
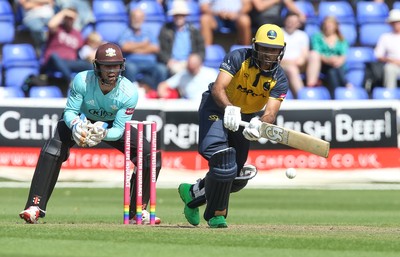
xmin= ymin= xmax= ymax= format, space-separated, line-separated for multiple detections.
xmin=374 ymin=9 xmax=400 ymax=89
xmin=199 ymin=0 xmax=251 ymax=46
xmin=157 ymin=53 xmax=218 ymax=99
xmin=119 ymin=8 xmax=168 ymax=93
xmin=79 ymin=31 xmax=103 ymax=62
xmin=158 ymin=1 xmax=205 ymax=75
xmin=250 ymin=0 xmax=306 ymax=28
xmin=18 ymin=0 xmax=55 ymax=54
xmin=41 ymin=6 xmax=93 ymax=96
xmin=280 ymin=13 xmax=309 ymax=98
xmin=55 ymin=0 xmax=95 ymax=30
xmin=306 ymin=16 xmax=351 ymax=98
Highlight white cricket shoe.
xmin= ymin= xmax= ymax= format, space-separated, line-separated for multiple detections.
xmin=130 ymin=210 xmax=161 ymax=225
xmin=19 ymin=206 xmax=40 ymax=224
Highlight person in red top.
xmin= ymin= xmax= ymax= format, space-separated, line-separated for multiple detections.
xmin=42 ymin=6 xmax=92 ymax=95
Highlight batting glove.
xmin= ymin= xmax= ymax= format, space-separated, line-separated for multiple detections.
xmin=242 ymin=117 xmax=262 ymax=141
xmin=223 ymin=106 xmax=241 ymax=132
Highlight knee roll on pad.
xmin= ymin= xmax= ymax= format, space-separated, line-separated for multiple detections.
xmin=204 ymin=147 xmax=237 ymax=220
xmin=42 ymin=138 xmax=69 ymax=162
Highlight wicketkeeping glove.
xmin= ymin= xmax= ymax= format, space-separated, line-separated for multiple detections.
xmin=223 ymin=106 xmax=241 ymax=132
xmin=242 ymin=117 xmax=262 ymax=141
xmin=71 ymin=114 xmax=91 ymax=147
xmin=86 ymin=121 xmax=108 ymax=147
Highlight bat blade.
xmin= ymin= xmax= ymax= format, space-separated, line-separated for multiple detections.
xmin=240 ymin=121 xmax=330 ymax=158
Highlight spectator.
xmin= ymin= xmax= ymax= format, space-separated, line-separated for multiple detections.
xmin=374 ymin=9 xmax=400 ymax=89
xmin=55 ymin=0 xmax=95 ymax=30
xmin=17 ymin=0 xmax=55 ymax=53
xmin=280 ymin=13 xmax=309 ymax=98
xmin=250 ymin=0 xmax=306 ymax=28
xmin=306 ymin=16 xmax=351 ymax=98
xmin=158 ymin=1 xmax=205 ymax=75
xmin=119 ymin=8 xmax=167 ymax=93
xmin=79 ymin=31 xmax=103 ymax=62
xmin=42 ymin=6 xmax=93 ymax=96
xmin=157 ymin=53 xmax=218 ymax=99
xmin=199 ymin=0 xmax=252 ymax=46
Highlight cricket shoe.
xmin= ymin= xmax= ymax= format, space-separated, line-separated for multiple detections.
xmin=178 ymin=183 xmax=200 ymax=226
xmin=19 ymin=206 xmax=41 ymax=224
xmin=207 ymin=216 xmax=228 ymax=228
xmin=130 ymin=210 xmax=161 ymax=225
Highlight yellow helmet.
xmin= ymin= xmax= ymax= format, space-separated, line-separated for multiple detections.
xmin=252 ymin=24 xmax=286 ymax=73
xmin=253 ymin=24 xmax=285 ymax=48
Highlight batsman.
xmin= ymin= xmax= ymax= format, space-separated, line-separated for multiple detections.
xmin=178 ymin=24 xmax=289 ymax=228
xmin=19 ymin=43 xmax=162 ymax=224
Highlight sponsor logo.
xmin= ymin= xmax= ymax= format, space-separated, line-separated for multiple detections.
xmin=208 ymin=115 xmax=219 ymax=121
xmin=88 ymin=108 xmax=113 ymax=118
xmin=237 ymin=85 xmax=267 ymax=98
xmin=125 ymin=108 xmax=135 ymax=115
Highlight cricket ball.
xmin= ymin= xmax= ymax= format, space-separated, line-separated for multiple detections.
xmin=285 ymin=168 xmax=297 ymax=179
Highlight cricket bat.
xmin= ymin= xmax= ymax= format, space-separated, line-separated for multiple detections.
xmin=240 ymin=121 xmax=330 ymax=158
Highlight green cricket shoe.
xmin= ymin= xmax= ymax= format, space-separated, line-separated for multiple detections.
xmin=207 ymin=216 xmax=228 ymax=228
xmin=178 ymin=183 xmax=200 ymax=226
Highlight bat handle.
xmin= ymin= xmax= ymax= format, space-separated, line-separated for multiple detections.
xmin=239 ymin=121 xmax=249 ymax=127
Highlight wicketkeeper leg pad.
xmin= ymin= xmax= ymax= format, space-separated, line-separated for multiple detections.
xmin=203 ymin=147 xmax=237 ymax=221
xmin=25 ymin=138 xmax=69 ymax=213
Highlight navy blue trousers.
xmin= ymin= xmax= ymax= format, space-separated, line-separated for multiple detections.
xmin=197 ymin=89 xmax=254 ymax=174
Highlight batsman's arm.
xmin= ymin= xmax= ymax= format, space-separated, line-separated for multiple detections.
xmin=211 ymin=71 xmax=234 ymax=108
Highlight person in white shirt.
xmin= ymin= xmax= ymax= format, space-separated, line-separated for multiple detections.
xmin=280 ymin=13 xmax=309 ymax=97
xmin=157 ymin=53 xmax=218 ymax=99
xmin=374 ymin=9 xmax=400 ymax=89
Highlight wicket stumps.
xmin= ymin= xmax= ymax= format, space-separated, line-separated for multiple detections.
xmin=124 ymin=120 xmax=157 ymax=225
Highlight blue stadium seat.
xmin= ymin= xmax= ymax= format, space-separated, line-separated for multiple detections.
xmin=304 ymin=23 xmax=320 ymax=38
xmin=339 ymin=23 xmax=357 ymax=46
xmin=0 ymin=0 xmax=15 ymax=44
xmin=356 ymin=1 xmax=389 ymax=24
xmin=2 ymin=44 xmax=40 ymax=88
xmin=29 ymin=86 xmax=63 ymax=98
xmin=204 ymin=44 xmax=226 ymax=69
xmin=229 ymin=44 xmax=251 ymax=52
xmin=345 ymin=46 xmax=375 ymax=88
xmin=130 ymin=0 xmax=166 ymax=23
xmin=318 ymin=1 xmax=355 ymax=24
xmin=0 ymin=87 xmax=25 ymax=98
xmin=334 ymin=87 xmax=369 ymax=100
xmin=372 ymin=87 xmax=400 ymax=100
xmin=394 ymin=1 xmax=400 ymax=10
xmin=93 ymin=0 xmax=128 ymax=22
xmin=285 ymin=89 xmax=294 ymax=100
xmin=282 ymin=1 xmax=318 ymax=25
xmin=141 ymin=21 xmax=163 ymax=37
xmin=297 ymin=87 xmax=331 ymax=100
xmin=359 ymin=23 xmax=392 ymax=47
xmin=95 ymin=21 xmax=129 ymax=43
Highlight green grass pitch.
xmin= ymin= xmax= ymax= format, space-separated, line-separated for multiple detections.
xmin=1 ymin=188 xmax=399 ymax=257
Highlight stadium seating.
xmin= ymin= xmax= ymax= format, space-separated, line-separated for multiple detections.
xmin=281 ymin=1 xmax=318 ymax=25
xmin=166 ymin=0 xmax=200 ymax=25
xmin=394 ymin=1 xmax=400 ymax=10
xmin=204 ymin=44 xmax=226 ymax=69
xmin=229 ymin=44 xmax=251 ymax=52
xmin=345 ymin=47 xmax=375 ymax=88
xmin=318 ymin=1 xmax=355 ymax=24
xmin=2 ymin=44 xmax=40 ymax=88
xmin=0 ymin=0 xmax=15 ymax=44
xmin=356 ymin=1 xmax=389 ymax=24
xmin=95 ymin=21 xmax=129 ymax=43
xmin=29 ymin=86 xmax=63 ymax=98
xmin=359 ymin=23 xmax=392 ymax=47
xmin=285 ymin=89 xmax=294 ymax=100
xmin=130 ymin=0 xmax=166 ymax=23
xmin=0 ymin=87 xmax=25 ymax=98
xmin=372 ymin=87 xmax=400 ymax=100
xmin=93 ymin=0 xmax=128 ymax=22
xmin=297 ymin=87 xmax=331 ymax=100
xmin=339 ymin=23 xmax=357 ymax=46
xmin=334 ymin=87 xmax=369 ymax=100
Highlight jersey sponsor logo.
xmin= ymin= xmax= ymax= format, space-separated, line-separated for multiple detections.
xmin=208 ymin=115 xmax=219 ymax=121
xmin=86 ymin=100 xmax=95 ymax=106
xmin=263 ymin=82 xmax=271 ymax=91
xmin=125 ymin=108 xmax=135 ymax=115
xmin=88 ymin=108 xmax=113 ymax=118
xmin=237 ymin=85 xmax=267 ymax=98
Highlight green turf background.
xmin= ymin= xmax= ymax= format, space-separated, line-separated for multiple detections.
xmin=1 ymin=188 xmax=399 ymax=257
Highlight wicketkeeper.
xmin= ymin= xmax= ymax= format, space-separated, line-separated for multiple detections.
xmin=19 ymin=43 xmax=162 ymax=224
xmin=178 ymin=24 xmax=289 ymax=228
